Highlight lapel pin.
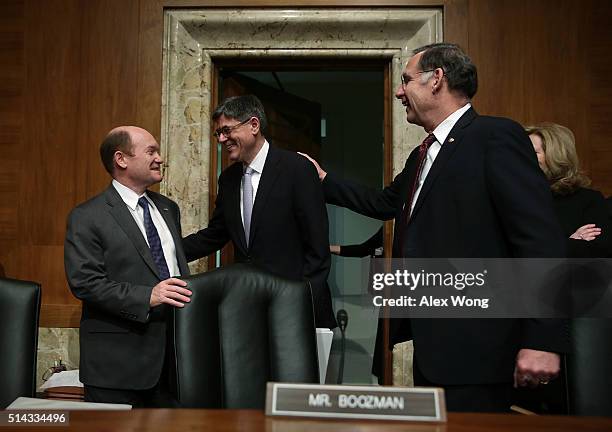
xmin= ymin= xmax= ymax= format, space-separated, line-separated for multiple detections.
xmin=448 ymin=137 xmax=455 ymax=143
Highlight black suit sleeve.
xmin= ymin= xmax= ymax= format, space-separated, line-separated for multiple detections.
xmin=321 ymin=150 xmax=420 ymax=220
xmin=485 ymin=120 xmax=569 ymax=353
xmin=293 ymin=159 xmax=332 ymax=319
xmin=485 ymin=120 xmax=567 ymax=258
xmin=182 ymin=173 xmax=231 ymax=262
xmin=64 ymin=207 xmax=152 ymax=323
xmin=339 ymin=227 xmax=384 ymax=257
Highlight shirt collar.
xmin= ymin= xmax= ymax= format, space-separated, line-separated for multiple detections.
xmin=432 ymin=103 xmax=472 ymax=145
xmin=112 ymin=179 xmax=148 ymax=211
xmin=245 ymin=140 xmax=269 ymax=174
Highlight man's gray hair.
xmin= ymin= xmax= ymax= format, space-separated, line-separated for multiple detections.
xmin=413 ymin=43 xmax=478 ymax=99
xmin=212 ymin=94 xmax=268 ymax=133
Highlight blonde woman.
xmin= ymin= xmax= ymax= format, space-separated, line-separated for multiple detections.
xmin=525 ymin=123 xmax=611 ymax=257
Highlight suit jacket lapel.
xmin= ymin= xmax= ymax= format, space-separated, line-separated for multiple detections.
xmin=249 ymin=146 xmax=282 ymax=246
xmin=104 ymin=186 xmax=161 ymax=279
xmin=410 ymin=108 xmax=477 ymax=220
xmin=227 ymin=164 xmax=248 ymax=251
xmin=148 ymin=192 xmax=190 ymax=277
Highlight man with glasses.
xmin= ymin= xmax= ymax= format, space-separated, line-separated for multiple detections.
xmin=301 ymin=43 xmax=567 ymax=411
xmin=183 ymin=95 xmax=336 ymax=329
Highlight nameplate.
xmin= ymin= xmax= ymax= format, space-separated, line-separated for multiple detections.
xmin=265 ymin=382 xmax=446 ymax=422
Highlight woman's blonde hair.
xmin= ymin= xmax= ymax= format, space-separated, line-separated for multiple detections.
xmin=524 ymin=122 xmax=590 ymax=195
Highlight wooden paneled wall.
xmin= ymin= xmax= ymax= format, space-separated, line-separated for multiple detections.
xmin=1 ymin=0 xmax=610 ymax=327
xmin=0 ymin=0 xmax=143 ymax=326
xmin=467 ymin=0 xmax=612 ymax=193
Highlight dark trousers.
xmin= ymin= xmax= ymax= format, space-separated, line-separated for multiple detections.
xmin=84 ymin=345 xmax=178 ymax=408
xmin=413 ymin=359 xmax=513 ymax=413
xmin=84 ymin=382 xmax=177 ymax=408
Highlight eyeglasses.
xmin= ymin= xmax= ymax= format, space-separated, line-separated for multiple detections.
xmin=400 ymin=69 xmax=438 ymax=87
xmin=213 ymin=118 xmax=252 ymax=139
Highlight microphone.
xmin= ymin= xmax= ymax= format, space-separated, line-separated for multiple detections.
xmin=337 ymin=309 xmax=348 ymax=333
xmin=336 ymin=309 xmax=349 ymax=384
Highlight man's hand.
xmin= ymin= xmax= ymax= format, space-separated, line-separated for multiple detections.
xmin=298 ymin=152 xmax=327 ymax=181
xmin=570 ymin=223 xmax=601 ymax=241
xmin=513 ymin=348 xmax=560 ymax=388
xmin=150 ymin=278 xmax=192 ymax=308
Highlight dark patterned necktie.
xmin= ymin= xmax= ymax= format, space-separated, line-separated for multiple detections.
xmin=398 ymin=134 xmax=437 ymax=254
xmin=138 ymin=196 xmax=170 ymax=280
xmin=405 ymin=133 xmax=436 ymax=220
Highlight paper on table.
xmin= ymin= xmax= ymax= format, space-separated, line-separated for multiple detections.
xmin=39 ymin=370 xmax=83 ymax=390
xmin=316 ymin=328 xmax=334 ymax=384
xmin=7 ymin=397 xmax=131 ymax=410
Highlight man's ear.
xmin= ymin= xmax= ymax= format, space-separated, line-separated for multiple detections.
xmin=249 ymin=116 xmax=261 ymax=135
xmin=431 ymin=67 xmax=444 ymax=93
xmin=114 ymin=151 xmax=127 ymax=170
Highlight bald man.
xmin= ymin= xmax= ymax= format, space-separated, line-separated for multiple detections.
xmin=64 ymin=126 xmax=191 ymax=406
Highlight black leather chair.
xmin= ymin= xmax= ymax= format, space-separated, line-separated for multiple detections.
xmin=0 ymin=277 xmax=41 ymax=408
xmin=566 ymin=318 xmax=612 ymax=415
xmin=172 ymin=264 xmax=319 ymax=408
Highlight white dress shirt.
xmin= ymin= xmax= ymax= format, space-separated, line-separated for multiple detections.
xmin=410 ymin=103 xmax=472 ymax=215
xmin=240 ymin=140 xmax=270 ymax=224
xmin=112 ymin=179 xmax=181 ymax=277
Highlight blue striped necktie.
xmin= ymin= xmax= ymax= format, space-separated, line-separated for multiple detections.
xmin=138 ymin=196 xmax=170 ymax=280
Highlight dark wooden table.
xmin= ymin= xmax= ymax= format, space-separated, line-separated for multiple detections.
xmin=3 ymin=409 xmax=612 ymax=431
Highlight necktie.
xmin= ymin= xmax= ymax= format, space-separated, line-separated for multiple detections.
xmin=138 ymin=196 xmax=170 ymax=280
xmin=405 ymin=133 xmax=437 ymax=220
xmin=398 ymin=134 xmax=436 ymax=254
xmin=243 ymin=167 xmax=254 ymax=246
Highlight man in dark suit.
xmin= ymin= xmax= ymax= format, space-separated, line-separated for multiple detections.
xmin=183 ymin=95 xmax=335 ymax=329
xmin=65 ymin=126 xmax=192 ymax=406
xmin=302 ymin=43 xmax=567 ymax=411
